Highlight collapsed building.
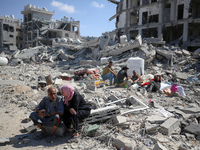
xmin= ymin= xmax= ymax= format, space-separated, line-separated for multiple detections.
xmin=0 ymin=4 xmax=80 ymax=51
xmin=21 ymin=4 xmax=80 ymax=49
xmin=109 ymin=0 xmax=200 ymax=50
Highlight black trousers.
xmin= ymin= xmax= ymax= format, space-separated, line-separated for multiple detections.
xmin=63 ymin=108 xmax=90 ymax=133
xmin=146 ymin=80 xmax=160 ymax=92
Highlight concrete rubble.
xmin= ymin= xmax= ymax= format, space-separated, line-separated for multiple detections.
xmin=0 ymin=4 xmax=200 ymax=150
xmin=0 ymin=34 xmax=199 ymax=150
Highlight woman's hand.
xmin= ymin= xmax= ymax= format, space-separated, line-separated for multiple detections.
xmin=69 ymin=108 xmax=76 ymax=115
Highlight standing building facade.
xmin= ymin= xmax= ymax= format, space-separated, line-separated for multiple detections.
xmin=0 ymin=15 xmax=21 ymax=51
xmin=109 ymin=0 xmax=200 ymax=49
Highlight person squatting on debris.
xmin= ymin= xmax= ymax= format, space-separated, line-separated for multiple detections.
xmin=146 ymin=75 xmax=161 ymax=92
xmin=61 ymin=84 xmax=91 ymax=143
xmin=29 ymin=87 xmax=64 ymax=142
xmin=131 ymin=70 xmax=143 ymax=86
xmin=116 ymin=66 xmax=131 ymax=87
xmin=101 ymin=60 xmax=117 ymax=85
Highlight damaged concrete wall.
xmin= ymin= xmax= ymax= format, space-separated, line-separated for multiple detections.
xmin=111 ymin=0 xmax=199 ymax=50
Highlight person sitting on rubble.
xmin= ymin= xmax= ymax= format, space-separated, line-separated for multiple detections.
xmin=101 ymin=60 xmax=117 ymax=85
xmin=131 ymin=70 xmax=143 ymax=86
xmin=29 ymin=87 xmax=64 ymax=142
xmin=146 ymin=75 xmax=161 ymax=92
xmin=116 ymin=66 xmax=131 ymax=87
xmin=61 ymin=84 xmax=91 ymax=143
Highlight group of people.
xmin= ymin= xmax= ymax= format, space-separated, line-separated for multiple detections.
xmin=101 ymin=61 xmax=161 ymax=92
xmin=30 ymin=61 xmax=162 ymax=143
xmin=30 ymin=85 xmax=91 ymax=143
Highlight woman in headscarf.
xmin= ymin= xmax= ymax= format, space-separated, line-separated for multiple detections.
xmin=61 ymin=84 xmax=91 ymax=142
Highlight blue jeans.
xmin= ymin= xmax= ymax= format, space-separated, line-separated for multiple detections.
xmin=102 ymin=73 xmax=116 ymax=85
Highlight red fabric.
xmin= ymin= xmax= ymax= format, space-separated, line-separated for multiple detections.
xmin=141 ymin=79 xmax=154 ymax=86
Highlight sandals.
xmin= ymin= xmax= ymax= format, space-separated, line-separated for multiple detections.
xmin=67 ymin=136 xmax=78 ymax=143
xmin=34 ymin=132 xmax=48 ymax=140
xmin=46 ymin=135 xmax=56 ymax=143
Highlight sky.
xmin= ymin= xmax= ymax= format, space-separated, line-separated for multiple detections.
xmin=0 ymin=0 xmax=117 ymax=37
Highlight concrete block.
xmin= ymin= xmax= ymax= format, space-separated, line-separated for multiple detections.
xmin=112 ymin=134 xmax=136 ymax=150
xmin=43 ymin=123 xmax=66 ymax=136
xmin=23 ymin=121 xmax=37 ymax=132
xmin=146 ymin=115 xmax=167 ymax=124
xmin=87 ymin=85 xmax=96 ymax=91
xmin=184 ymin=123 xmax=200 ymax=135
xmin=113 ymin=115 xmax=127 ymax=125
xmin=160 ymin=118 xmax=180 ymax=135
xmin=175 ymin=72 xmax=188 ymax=80
xmin=145 ymin=122 xmax=158 ymax=134
xmin=153 ymin=142 xmax=168 ymax=150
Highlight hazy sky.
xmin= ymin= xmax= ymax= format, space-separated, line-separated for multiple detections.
xmin=0 ymin=0 xmax=117 ymax=37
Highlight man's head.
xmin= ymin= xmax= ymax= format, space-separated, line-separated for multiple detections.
xmin=133 ymin=70 xmax=136 ymax=75
xmin=122 ymin=66 xmax=129 ymax=71
xmin=108 ymin=60 xmax=113 ymax=67
xmin=48 ymin=87 xmax=57 ymax=101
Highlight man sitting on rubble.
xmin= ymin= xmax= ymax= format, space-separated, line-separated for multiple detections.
xmin=101 ymin=60 xmax=117 ymax=85
xmin=116 ymin=66 xmax=131 ymax=87
xmin=146 ymin=75 xmax=161 ymax=92
xmin=30 ymin=87 xmax=64 ymax=143
xmin=131 ymin=70 xmax=143 ymax=86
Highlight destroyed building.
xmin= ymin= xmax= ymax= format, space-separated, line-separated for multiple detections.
xmin=0 ymin=4 xmax=80 ymax=51
xmin=0 ymin=15 xmax=21 ymax=51
xmin=109 ymin=0 xmax=200 ymax=50
xmin=21 ymin=4 xmax=80 ymax=48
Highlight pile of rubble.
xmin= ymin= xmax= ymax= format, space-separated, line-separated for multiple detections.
xmin=0 ymin=35 xmax=200 ymax=150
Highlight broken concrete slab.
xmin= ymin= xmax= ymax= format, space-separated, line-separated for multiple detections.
xmin=143 ymin=34 xmax=166 ymax=45
xmin=175 ymin=72 xmax=189 ymax=80
xmin=23 ymin=121 xmax=37 ymax=132
xmin=112 ymin=134 xmax=136 ymax=150
xmin=156 ymin=49 xmax=172 ymax=59
xmin=100 ymin=35 xmax=142 ymax=57
xmin=182 ymin=49 xmax=191 ymax=56
xmin=184 ymin=124 xmax=200 ymax=136
xmin=16 ymin=46 xmax=43 ymax=60
xmin=113 ymin=115 xmax=127 ymax=125
xmin=146 ymin=115 xmax=167 ymax=124
xmin=174 ymin=105 xmax=200 ymax=114
xmin=153 ymin=142 xmax=168 ymax=150
xmin=160 ymin=118 xmax=180 ymax=135
xmin=167 ymin=107 xmax=191 ymax=119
